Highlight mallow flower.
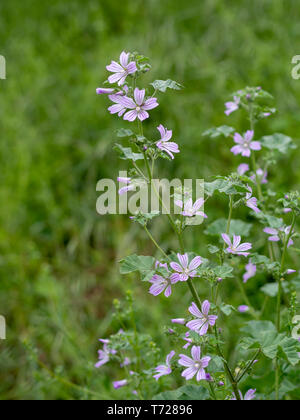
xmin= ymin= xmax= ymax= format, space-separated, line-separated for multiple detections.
xmin=232 ymin=389 xmax=256 ymax=400
xmin=95 ymin=340 xmax=116 ymax=368
xmin=153 ymin=351 xmax=175 ymax=380
xmin=149 ymin=272 xmax=177 ymax=298
xmin=186 ymin=301 xmax=218 ymax=336
xmin=118 ymin=177 xmax=135 ymax=195
xmin=222 ymin=234 xmax=252 ymax=257
xmin=106 ymin=51 xmax=137 ymax=86
xmin=246 ymin=186 xmax=260 ymax=213
xmin=231 ymin=130 xmax=261 ymax=157
xmin=237 ymin=163 xmax=250 ymax=175
xmin=113 ymin=379 xmax=128 ymax=389
xmin=263 ymin=226 xmax=294 ymax=248
xmin=175 ymin=198 xmax=207 ymax=218
xmin=170 ymin=254 xmax=202 ymax=282
xmin=243 ymin=262 xmax=257 ymax=283
xmin=225 ymin=96 xmax=240 ymax=116
xmin=118 ymin=88 xmax=159 ymax=122
xmin=156 ymin=125 xmax=180 ymax=159
xmin=178 ymin=346 xmax=211 ymax=381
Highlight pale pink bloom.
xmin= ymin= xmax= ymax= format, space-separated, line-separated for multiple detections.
xmin=95 ymin=341 xmax=116 ymax=368
xmin=118 ymin=88 xmax=159 ymax=122
xmin=120 ymin=357 xmax=131 ymax=368
xmin=264 ymin=226 xmax=294 ymax=248
xmin=108 ymin=94 xmax=128 ymax=117
xmin=186 ymin=301 xmax=218 ymax=336
xmin=106 ymin=51 xmax=137 ymax=86
xmin=231 ymin=131 xmax=261 ymax=157
xmin=225 ymin=96 xmax=240 ymax=116
xmin=250 ymin=168 xmax=268 ymax=184
xmin=170 ymin=254 xmax=203 ymax=282
xmin=153 ymin=351 xmax=175 ymax=380
xmin=175 ymin=198 xmax=207 ymax=218
xmin=156 ymin=125 xmax=180 ymax=159
xmin=149 ymin=264 xmax=177 ymax=297
xmin=243 ymin=262 xmax=257 ymax=283
xmin=171 ymin=318 xmax=186 ymax=325
xmin=287 ymin=269 xmax=296 ymax=275
xmin=246 ymin=186 xmax=260 ymax=213
xmin=118 ymin=177 xmax=135 ymax=195
xmin=283 ymin=208 xmax=292 ymax=214
xmin=178 ymin=346 xmax=211 ymax=381
xmin=238 ymin=305 xmax=249 ymax=313
xmin=222 ymin=234 xmax=252 ymax=257
xmin=232 ymin=389 xmax=256 ymax=400
xmin=237 ymin=163 xmax=250 ymax=175
xmin=113 ymin=379 xmax=128 ymax=389
xmin=96 ymin=88 xmax=115 ymax=95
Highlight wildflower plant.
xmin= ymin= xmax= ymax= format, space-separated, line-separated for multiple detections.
xmin=95 ymin=53 xmax=300 ymax=400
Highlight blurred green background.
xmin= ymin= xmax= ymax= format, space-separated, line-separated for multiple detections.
xmin=0 ymin=0 xmax=299 ymax=399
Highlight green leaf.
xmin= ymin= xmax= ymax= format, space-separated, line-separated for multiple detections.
xmin=207 ymin=244 xmax=220 ymax=254
xmin=130 ymin=211 xmax=160 ymax=226
xmin=176 ymin=385 xmax=209 ymax=400
xmin=153 ymin=385 xmax=209 ymax=401
xmin=214 ymin=264 xmax=234 ymax=279
xmin=202 ymin=125 xmax=235 ymax=138
xmin=116 ymin=128 xmax=134 ymax=138
xmin=220 ymin=303 xmax=236 ymax=316
xmin=114 ymin=144 xmax=144 ymax=161
xmin=261 ymin=283 xmax=278 ymax=297
xmin=150 ymin=79 xmax=183 ymax=92
xmin=260 ymin=133 xmax=297 ymax=154
xmin=120 ymin=255 xmax=155 ymax=280
xmin=240 ymin=321 xmax=300 ymax=365
xmin=205 ymin=218 xmax=252 ymax=237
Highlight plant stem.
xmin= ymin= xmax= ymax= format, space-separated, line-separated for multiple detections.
xmin=275 ymin=211 xmax=296 ymax=400
xmin=144 ymin=226 xmax=169 ymax=260
xmin=237 ymin=349 xmax=261 ymax=383
xmin=214 ymin=326 xmax=241 ymax=400
xmin=226 ymin=195 xmax=233 ymax=235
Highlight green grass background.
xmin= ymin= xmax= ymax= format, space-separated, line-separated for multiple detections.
xmin=0 ymin=0 xmax=299 ymax=399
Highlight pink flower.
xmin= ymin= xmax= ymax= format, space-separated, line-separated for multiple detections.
xmin=250 ymin=168 xmax=268 ymax=184
xmin=237 ymin=163 xmax=250 ymax=175
xmin=178 ymin=346 xmax=211 ymax=381
xmin=156 ymin=125 xmax=180 ymax=159
xmin=263 ymin=226 xmax=294 ymax=248
xmin=108 ymin=94 xmax=128 ymax=117
xmin=231 ymin=131 xmax=261 ymax=157
xmin=222 ymin=234 xmax=252 ymax=257
xmin=113 ymin=379 xmax=128 ymax=389
xmin=186 ymin=301 xmax=218 ymax=336
xmin=238 ymin=305 xmax=249 ymax=313
xmin=171 ymin=318 xmax=186 ymax=325
xmin=95 ymin=340 xmax=116 ymax=368
xmin=118 ymin=177 xmax=135 ymax=195
xmin=287 ymin=269 xmax=296 ymax=275
xmin=118 ymin=88 xmax=159 ymax=122
xmin=243 ymin=262 xmax=257 ymax=283
xmin=225 ymin=96 xmax=240 ymax=116
xmin=96 ymin=88 xmax=115 ymax=95
xmin=170 ymin=254 xmax=203 ymax=282
xmin=175 ymin=198 xmax=207 ymax=218
xmin=246 ymin=186 xmax=260 ymax=213
xmin=232 ymin=389 xmax=256 ymax=400
xmin=106 ymin=52 xmax=137 ymax=86
xmin=153 ymin=351 xmax=175 ymax=380
xmin=149 ymin=265 xmax=177 ymax=297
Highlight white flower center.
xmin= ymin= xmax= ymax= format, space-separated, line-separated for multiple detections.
xmin=243 ymin=142 xmax=249 ymax=148
xmin=136 ymin=106 xmax=141 ymax=112
xmin=194 ymin=362 xmax=201 ymax=369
